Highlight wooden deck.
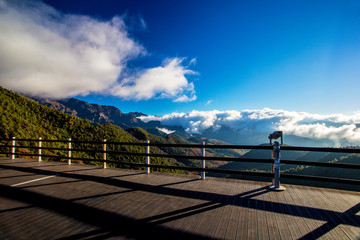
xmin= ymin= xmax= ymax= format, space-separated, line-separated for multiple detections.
xmin=0 ymin=158 xmax=359 ymax=240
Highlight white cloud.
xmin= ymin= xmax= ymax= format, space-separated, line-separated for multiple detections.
xmin=188 ymin=58 xmax=197 ymax=66
xmin=0 ymin=0 xmax=196 ymax=101
xmin=139 ymin=109 xmax=360 ymax=144
xmin=110 ymin=58 xmax=197 ymax=102
xmin=156 ymin=127 xmax=175 ymax=135
xmin=205 ymin=100 xmax=213 ymax=105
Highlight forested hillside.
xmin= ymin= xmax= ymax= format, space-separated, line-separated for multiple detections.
xmin=0 ymin=86 xmax=184 ymax=172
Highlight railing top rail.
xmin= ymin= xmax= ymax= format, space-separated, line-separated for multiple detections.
xmin=130 ymin=142 xmax=273 ymax=150
xmin=281 ymin=145 xmax=360 ymax=154
xmin=0 ymin=138 xmax=70 ymax=143
xmin=0 ymin=138 xmax=273 ymax=150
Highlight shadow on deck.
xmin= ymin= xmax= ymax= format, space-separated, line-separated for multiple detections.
xmin=0 ymin=158 xmax=359 ymax=239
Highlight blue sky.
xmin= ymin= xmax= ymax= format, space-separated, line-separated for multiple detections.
xmin=1 ymin=0 xmax=360 ymax=116
xmin=45 ymin=0 xmax=360 ymax=115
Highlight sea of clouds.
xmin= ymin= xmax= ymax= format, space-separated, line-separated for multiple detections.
xmin=139 ymin=108 xmax=360 ymax=146
xmin=0 ymin=0 xmax=196 ymax=102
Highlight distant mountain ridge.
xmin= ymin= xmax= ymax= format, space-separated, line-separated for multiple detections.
xmin=31 ymin=97 xmax=206 ymax=142
xmin=32 ymin=97 xmax=151 ymax=129
xmin=31 ymin=96 xmax=337 ymax=147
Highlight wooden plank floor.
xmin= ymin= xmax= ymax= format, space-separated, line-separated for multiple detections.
xmin=0 ymin=158 xmax=359 ymax=240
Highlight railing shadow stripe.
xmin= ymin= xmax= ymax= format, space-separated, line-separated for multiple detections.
xmin=1 ymin=162 xmax=359 ymax=228
xmin=0 ymin=183 xmax=219 ymax=240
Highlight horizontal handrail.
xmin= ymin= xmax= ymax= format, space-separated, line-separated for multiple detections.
xmin=0 ymin=138 xmax=70 ymax=143
xmin=282 ymin=145 xmax=360 ymax=154
xmin=144 ymin=143 xmax=273 ymax=150
xmin=0 ymin=138 xmax=271 ymax=150
xmin=280 ymin=159 xmax=360 ymax=169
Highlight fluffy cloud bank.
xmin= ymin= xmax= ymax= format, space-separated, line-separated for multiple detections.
xmin=110 ymin=58 xmax=197 ymax=102
xmin=139 ymin=109 xmax=360 ymax=144
xmin=0 ymin=0 xmax=196 ymax=101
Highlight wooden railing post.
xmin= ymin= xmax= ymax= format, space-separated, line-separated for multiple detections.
xmin=68 ymin=138 xmax=72 ymax=165
xmin=146 ymin=140 xmax=150 ymax=174
xmin=11 ymin=137 xmax=16 ymax=160
xmin=103 ymin=139 xmax=107 ymax=169
xmin=201 ymin=141 xmax=206 ymax=180
xmin=269 ymin=141 xmax=285 ymax=191
xmin=38 ymin=137 xmax=42 ymax=162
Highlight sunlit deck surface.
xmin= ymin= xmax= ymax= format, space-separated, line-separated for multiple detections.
xmin=0 ymin=158 xmax=359 ymax=240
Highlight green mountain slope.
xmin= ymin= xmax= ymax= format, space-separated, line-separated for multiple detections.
xmin=0 ymin=86 xmax=137 ymax=161
xmin=0 ymin=86 xmax=181 ymax=172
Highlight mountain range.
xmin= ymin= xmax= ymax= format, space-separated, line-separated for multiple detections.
xmin=31 ymin=97 xmax=227 ymax=143
xmin=33 ymin=97 xmax=150 ymax=129
xmin=32 ymin=97 xmax=342 ymax=147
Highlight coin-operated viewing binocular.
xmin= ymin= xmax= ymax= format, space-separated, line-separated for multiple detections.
xmin=268 ymin=131 xmax=283 ymax=145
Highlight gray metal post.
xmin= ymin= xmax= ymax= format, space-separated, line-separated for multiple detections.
xmin=11 ymin=137 xmax=16 ymax=160
xmin=269 ymin=141 xmax=285 ymax=191
xmin=68 ymin=138 xmax=72 ymax=165
xmin=38 ymin=137 xmax=42 ymax=162
xmin=201 ymin=141 xmax=206 ymax=180
xmin=103 ymin=139 xmax=107 ymax=169
xmin=146 ymin=140 xmax=150 ymax=174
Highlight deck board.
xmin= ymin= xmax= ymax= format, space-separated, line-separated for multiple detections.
xmin=326 ymin=190 xmax=360 ymax=239
xmin=0 ymin=158 xmax=359 ymax=240
xmin=282 ymin=187 xmax=309 ymax=239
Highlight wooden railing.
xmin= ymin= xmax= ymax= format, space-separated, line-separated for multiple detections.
xmin=1 ymin=137 xmax=360 ymax=187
